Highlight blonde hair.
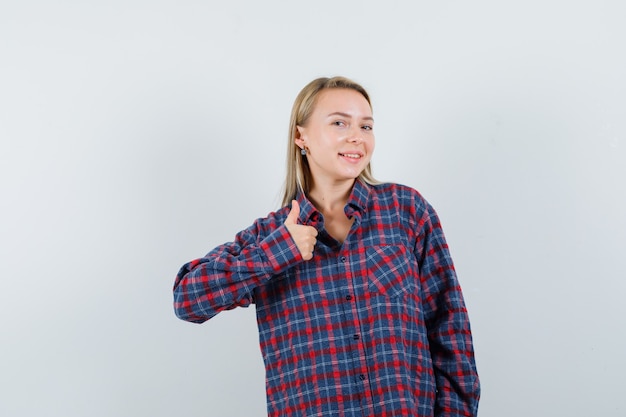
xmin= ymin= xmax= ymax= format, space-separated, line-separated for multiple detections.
xmin=281 ymin=76 xmax=379 ymax=206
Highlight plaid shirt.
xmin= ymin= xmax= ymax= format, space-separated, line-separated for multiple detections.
xmin=173 ymin=180 xmax=480 ymax=416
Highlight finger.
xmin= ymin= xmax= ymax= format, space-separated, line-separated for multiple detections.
xmin=299 ymin=236 xmax=316 ymax=261
xmin=284 ymin=200 xmax=300 ymax=225
xmin=287 ymin=200 xmax=300 ymax=225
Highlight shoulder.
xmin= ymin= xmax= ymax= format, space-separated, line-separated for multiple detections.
xmin=255 ymin=206 xmax=289 ymax=229
xmin=368 ymin=182 xmax=431 ymax=212
xmin=369 ymin=181 xmax=422 ymax=197
xmin=362 ymin=182 xmax=439 ymax=245
xmin=234 ymin=206 xmax=289 ymax=242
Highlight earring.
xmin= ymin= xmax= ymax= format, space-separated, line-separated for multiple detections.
xmin=300 ymin=148 xmax=307 ymax=156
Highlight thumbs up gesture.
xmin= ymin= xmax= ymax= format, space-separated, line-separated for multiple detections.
xmin=284 ymin=200 xmax=318 ymax=261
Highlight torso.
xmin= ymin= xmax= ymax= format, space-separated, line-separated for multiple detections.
xmin=255 ymin=182 xmax=446 ymax=416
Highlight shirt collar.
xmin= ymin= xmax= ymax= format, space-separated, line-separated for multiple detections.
xmin=294 ymin=178 xmax=371 ymax=226
xmin=294 ymin=191 xmax=319 ymax=226
xmin=345 ymin=178 xmax=371 ymax=218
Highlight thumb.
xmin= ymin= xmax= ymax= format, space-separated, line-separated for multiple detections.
xmin=284 ymin=200 xmax=300 ymax=225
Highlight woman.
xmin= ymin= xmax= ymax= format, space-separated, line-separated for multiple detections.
xmin=173 ymin=76 xmax=480 ymax=416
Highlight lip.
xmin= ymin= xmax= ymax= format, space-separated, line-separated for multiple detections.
xmin=338 ymin=152 xmax=365 ymax=165
xmin=338 ymin=151 xmax=364 ymax=158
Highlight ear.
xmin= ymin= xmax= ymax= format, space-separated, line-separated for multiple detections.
xmin=295 ymin=125 xmax=306 ymax=149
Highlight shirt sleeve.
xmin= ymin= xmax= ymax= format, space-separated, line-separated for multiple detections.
xmin=173 ymin=220 xmax=302 ymax=324
xmin=414 ymin=202 xmax=480 ymax=416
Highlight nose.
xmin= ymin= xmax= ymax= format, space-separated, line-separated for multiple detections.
xmin=348 ymin=126 xmax=363 ymax=143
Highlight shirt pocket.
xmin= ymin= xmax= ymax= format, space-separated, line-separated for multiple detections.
xmin=366 ymin=244 xmax=418 ymax=298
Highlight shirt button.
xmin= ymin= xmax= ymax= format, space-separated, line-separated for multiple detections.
xmin=359 ymin=374 xmax=366 ymax=381
xmin=340 ymin=256 xmax=347 ymax=262
xmin=353 ymin=334 xmax=360 ymax=340
xmin=345 ymin=295 xmax=353 ymax=301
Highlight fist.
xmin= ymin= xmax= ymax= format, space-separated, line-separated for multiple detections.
xmin=284 ymin=200 xmax=318 ymax=260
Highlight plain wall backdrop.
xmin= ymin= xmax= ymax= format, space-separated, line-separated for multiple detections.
xmin=1 ymin=1 xmax=624 ymax=416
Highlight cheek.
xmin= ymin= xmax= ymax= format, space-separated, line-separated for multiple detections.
xmin=310 ymin=128 xmax=333 ymax=146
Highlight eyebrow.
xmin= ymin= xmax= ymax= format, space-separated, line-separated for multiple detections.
xmin=327 ymin=112 xmax=374 ymax=122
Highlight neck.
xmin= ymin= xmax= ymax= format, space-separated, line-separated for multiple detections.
xmin=308 ymin=179 xmax=355 ymax=214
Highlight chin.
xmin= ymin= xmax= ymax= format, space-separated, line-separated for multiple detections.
xmin=341 ymin=170 xmax=364 ymax=180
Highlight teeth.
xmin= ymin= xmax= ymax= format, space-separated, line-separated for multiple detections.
xmin=341 ymin=153 xmax=361 ymax=158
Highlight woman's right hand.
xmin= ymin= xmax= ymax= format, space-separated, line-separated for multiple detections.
xmin=284 ymin=200 xmax=318 ymax=260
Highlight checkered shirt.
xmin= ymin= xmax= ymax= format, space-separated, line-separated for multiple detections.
xmin=173 ymin=179 xmax=480 ymax=416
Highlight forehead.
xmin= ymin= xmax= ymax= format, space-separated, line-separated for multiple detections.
xmin=312 ymin=88 xmax=372 ymax=116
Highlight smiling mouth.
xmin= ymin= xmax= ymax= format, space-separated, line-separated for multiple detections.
xmin=339 ymin=153 xmax=362 ymax=159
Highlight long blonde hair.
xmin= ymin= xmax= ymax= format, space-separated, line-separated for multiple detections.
xmin=281 ymin=76 xmax=379 ymax=206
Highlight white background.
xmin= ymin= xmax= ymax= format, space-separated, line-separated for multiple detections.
xmin=1 ymin=1 xmax=624 ymax=416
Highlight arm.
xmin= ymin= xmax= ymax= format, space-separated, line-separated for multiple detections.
xmin=415 ymin=203 xmax=480 ymax=416
xmin=173 ymin=219 xmax=301 ymax=323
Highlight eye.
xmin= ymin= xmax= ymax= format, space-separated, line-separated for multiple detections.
xmin=361 ymin=124 xmax=373 ymax=131
xmin=332 ymin=120 xmax=346 ymax=127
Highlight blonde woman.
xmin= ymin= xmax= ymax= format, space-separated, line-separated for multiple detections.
xmin=173 ymin=76 xmax=480 ymax=416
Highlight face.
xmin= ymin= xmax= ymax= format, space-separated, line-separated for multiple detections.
xmin=296 ymin=88 xmax=375 ymax=187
